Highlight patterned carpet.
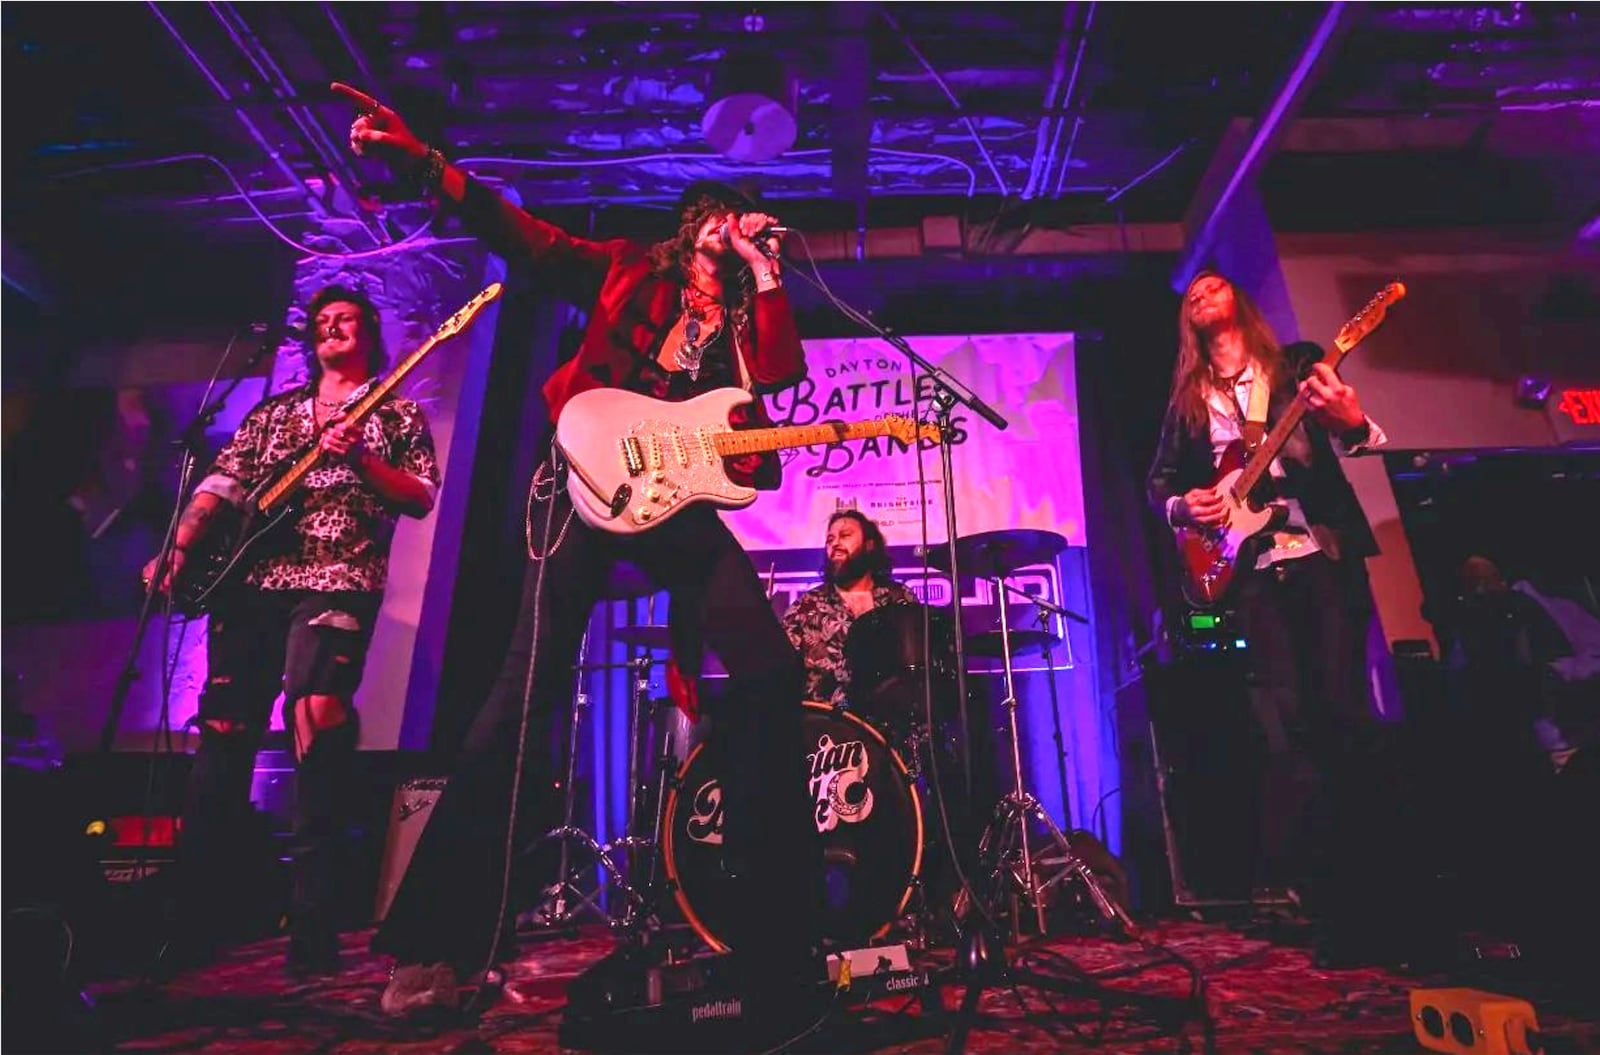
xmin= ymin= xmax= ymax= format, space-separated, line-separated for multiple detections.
xmin=75 ymin=919 xmax=1598 ymax=1055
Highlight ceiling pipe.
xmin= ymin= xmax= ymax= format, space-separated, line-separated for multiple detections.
xmin=320 ymin=0 xmax=376 ymax=86
xmin=876 ymin=4 xmax=1010 ymax=197
xmin=1045 ymin=1 xmax=1098 ymax=200
xmin=146 ymin=1 xmax=311 ymax=204
xmin=1022 ymin=3 xmax=1077 ymax=200
xmin=1172 ymin=1 xmax=1353 ymax=291
xmin=208 ymin=1 xmax=389 ymax=245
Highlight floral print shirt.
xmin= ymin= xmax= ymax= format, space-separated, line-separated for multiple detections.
xmin=781 ymin=580 xmax=919 ymax=707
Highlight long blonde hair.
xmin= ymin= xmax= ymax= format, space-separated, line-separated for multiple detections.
xmin=1167 ymin=271 xmax=1285 ymax=431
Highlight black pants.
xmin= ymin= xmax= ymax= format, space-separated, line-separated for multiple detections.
xmin=1232 ymin=552 xmax=1378 ymax=910
xmin=373 ymin=472 xmax=817 ymax=977
xmin=178 ymin=589 xmax=378 ymax=948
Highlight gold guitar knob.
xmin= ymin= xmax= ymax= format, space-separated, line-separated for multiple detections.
xmin=646 ymin=487 xmax=662 ymax=502
xmin=634 ymin=507 xmax=653 ymax=523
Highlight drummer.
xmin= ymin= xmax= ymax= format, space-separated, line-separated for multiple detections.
xmin=782 ymin=510 xmax=918 ymax=708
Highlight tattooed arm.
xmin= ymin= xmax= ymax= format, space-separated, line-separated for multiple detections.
xmin=141 ymin=492 xmax=224 ymax=592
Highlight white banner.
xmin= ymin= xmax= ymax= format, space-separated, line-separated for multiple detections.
xmin=724 ymin=333 xmax=1085 ymax=553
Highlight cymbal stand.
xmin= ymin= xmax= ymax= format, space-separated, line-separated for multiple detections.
xmin=966 ymin=573 xmax=1135 ymax=942
xmin=523 ymin=626 xmax=639 ymax=931
xmin=601 ymin=652 xmax=659 ymax=932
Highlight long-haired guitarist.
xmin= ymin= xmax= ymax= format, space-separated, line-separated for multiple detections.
xmin=1145 ymin=270 xmax=1395 ymax=963
xmin=140 ymin=285 xmax=439 ymax=978
xmin=337 ymin=84 xmax=821 ymax=1026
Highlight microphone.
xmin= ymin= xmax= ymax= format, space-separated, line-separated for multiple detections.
xmin=251 ymin=320 xmax=309 ymax=341
xmin=719 ymin=218 xmax=792 ymax=253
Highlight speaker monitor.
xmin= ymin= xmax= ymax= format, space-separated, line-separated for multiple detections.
xmin=373 ymin=777 xmax=447 ymax=922
xmin=1410 ymin=988 xmax=1542 ymax=1055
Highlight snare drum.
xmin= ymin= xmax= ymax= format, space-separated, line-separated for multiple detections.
xmin=662 ymin=703 xmax=923 ymax=952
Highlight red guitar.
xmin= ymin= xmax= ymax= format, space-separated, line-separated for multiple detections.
xmin=1175 ymin=282 xmax=1407 ymax=606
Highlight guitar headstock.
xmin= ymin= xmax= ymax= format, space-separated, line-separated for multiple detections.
xmin=881 ymin=414 xmax=943 ymax=445
xmin=1333 ymin=281 xmax=1407 ymax=353
xmin=432 ymin=282 xmax=505 ymax=341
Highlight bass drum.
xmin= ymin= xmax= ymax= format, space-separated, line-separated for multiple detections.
xmin=662 ymin=703 xmax=923 ymax=952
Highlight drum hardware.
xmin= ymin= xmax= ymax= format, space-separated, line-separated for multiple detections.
xmin=937 ymin=531 xmax=1133 ymax=944
xmin=999 ymin=578 xmax=1084 ymax=840
xmin=525 ymin=629 xmax=680 ymax=935
xmin=523 ymin=626 xmax=637 ymax=932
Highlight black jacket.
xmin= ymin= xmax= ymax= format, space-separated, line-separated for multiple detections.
xmin=1145 ymin=341 xmax=1378 ymax=562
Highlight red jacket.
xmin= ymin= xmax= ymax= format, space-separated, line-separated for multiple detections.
xmin=452 ymin=176 xmax=808 ymax=489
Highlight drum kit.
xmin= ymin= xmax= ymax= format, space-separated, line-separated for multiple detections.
xmin=520 ymin=530 xmax=1133 ymax=960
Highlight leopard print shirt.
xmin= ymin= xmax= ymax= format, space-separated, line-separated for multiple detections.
xmin=195 ymin=382 xmax=440 ymax=593
xmin=781 ymin=580 xmax=919 ymax=707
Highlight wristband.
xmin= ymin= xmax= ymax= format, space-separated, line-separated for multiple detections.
xmin=1339 ymin=420 xmax=1372 ymax=447
xmin=417 ymin=147 xmax=447 ymax=194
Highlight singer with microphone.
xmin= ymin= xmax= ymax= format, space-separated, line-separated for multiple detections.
xmin=142 ymin=284 xmax=440 ymax=980
xmin=335 ymin=84 xmax=823 ymax=1032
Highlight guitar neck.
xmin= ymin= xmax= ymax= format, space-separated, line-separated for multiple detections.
xmin=1230 ymin=343 xmax=1350 ymax=501
xmin=713 ymin=418 xmax=903 ymax=455
xmin=255 ymin=334 xmax=441 ymax=513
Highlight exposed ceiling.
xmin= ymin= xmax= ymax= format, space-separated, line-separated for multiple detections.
xmin=4 ymin=2 xmax=1598 ymax=337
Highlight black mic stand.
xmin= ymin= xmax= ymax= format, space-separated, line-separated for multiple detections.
xmin=98 ymin=325 xmax=280 ymax=754
xmin=775 ymin=248 xmax=1211 ymax=1055
xmin=771 ymin=251 xmax=1007 ymax=801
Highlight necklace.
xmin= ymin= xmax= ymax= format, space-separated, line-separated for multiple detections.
xmin=675 ymin=288 xmax=723 ymax=380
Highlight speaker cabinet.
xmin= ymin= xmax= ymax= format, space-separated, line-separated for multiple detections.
xmin=1118 ymin=650 xmax=1262 ymax=908
xmin=373 ymin=776 xmax=447 ymax=922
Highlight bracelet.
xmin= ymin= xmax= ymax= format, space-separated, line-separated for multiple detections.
xmin=416 ymin=147 xmax=447 ymax=194
xmin=753 ymin=267 xmax=780 ymax=289
xmin=1339 ymin=420 xmax=1372 ymax=447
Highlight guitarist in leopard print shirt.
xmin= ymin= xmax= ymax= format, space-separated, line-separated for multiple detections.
xmin=142 ymin=285 xmax=439 ymax=978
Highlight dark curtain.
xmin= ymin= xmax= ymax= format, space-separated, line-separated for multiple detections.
xmin=429 ymin=281 xmax=580 ymax=756
xmin=1074 ymin=280 xmax=1187 ymax=910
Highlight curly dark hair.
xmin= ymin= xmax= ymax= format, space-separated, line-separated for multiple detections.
xmin=302 ymin=284 xmax=387 ymax=382
xmin=822 ymin=509 xmax=894 ymax=585
xmin=647 ymin=191 xmax=756 ymax=317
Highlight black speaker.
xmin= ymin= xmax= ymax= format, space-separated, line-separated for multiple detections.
xmin=1119 ymin=651 xmax=1262 ymax=908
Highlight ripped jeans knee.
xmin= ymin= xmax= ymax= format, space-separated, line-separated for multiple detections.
xmin=284 ymin=604 xmax=372 ymax=704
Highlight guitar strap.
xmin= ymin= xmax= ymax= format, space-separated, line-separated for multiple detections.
xmin=1241 ymin=367 xmax=1270 ymax=453
xmin=729 ymin=309 xmax=754 ymax=392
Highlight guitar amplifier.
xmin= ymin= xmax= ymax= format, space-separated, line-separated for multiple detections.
xmin=373 ymin=776 xmax=447 ymax=922
xmin=1117 ymin=650 xmax=1261 ymax=909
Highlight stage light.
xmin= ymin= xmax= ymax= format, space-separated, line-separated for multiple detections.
xmin=701 ymin=25 xmax=798 ymax=163
xmin=1515 ymin=375 xmax=1552 ymax=409
xmin=1409 ymin=988 xmax=1543 ymax=1055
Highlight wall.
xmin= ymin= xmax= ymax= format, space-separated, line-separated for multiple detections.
xmin=1277 ymin=228 xmax=1600 ymax=654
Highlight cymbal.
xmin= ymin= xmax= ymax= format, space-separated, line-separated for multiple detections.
xmin=922 ymin=529 xmax=1068 ymax=580
xmin=964 ymin=628 xmax=1062 ymax=659
xmin=614 ymin=624 xmax=673 ymax=650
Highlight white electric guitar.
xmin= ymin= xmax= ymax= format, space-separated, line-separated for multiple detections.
xmin=554 ymin=387 xmax=940 ymax=534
